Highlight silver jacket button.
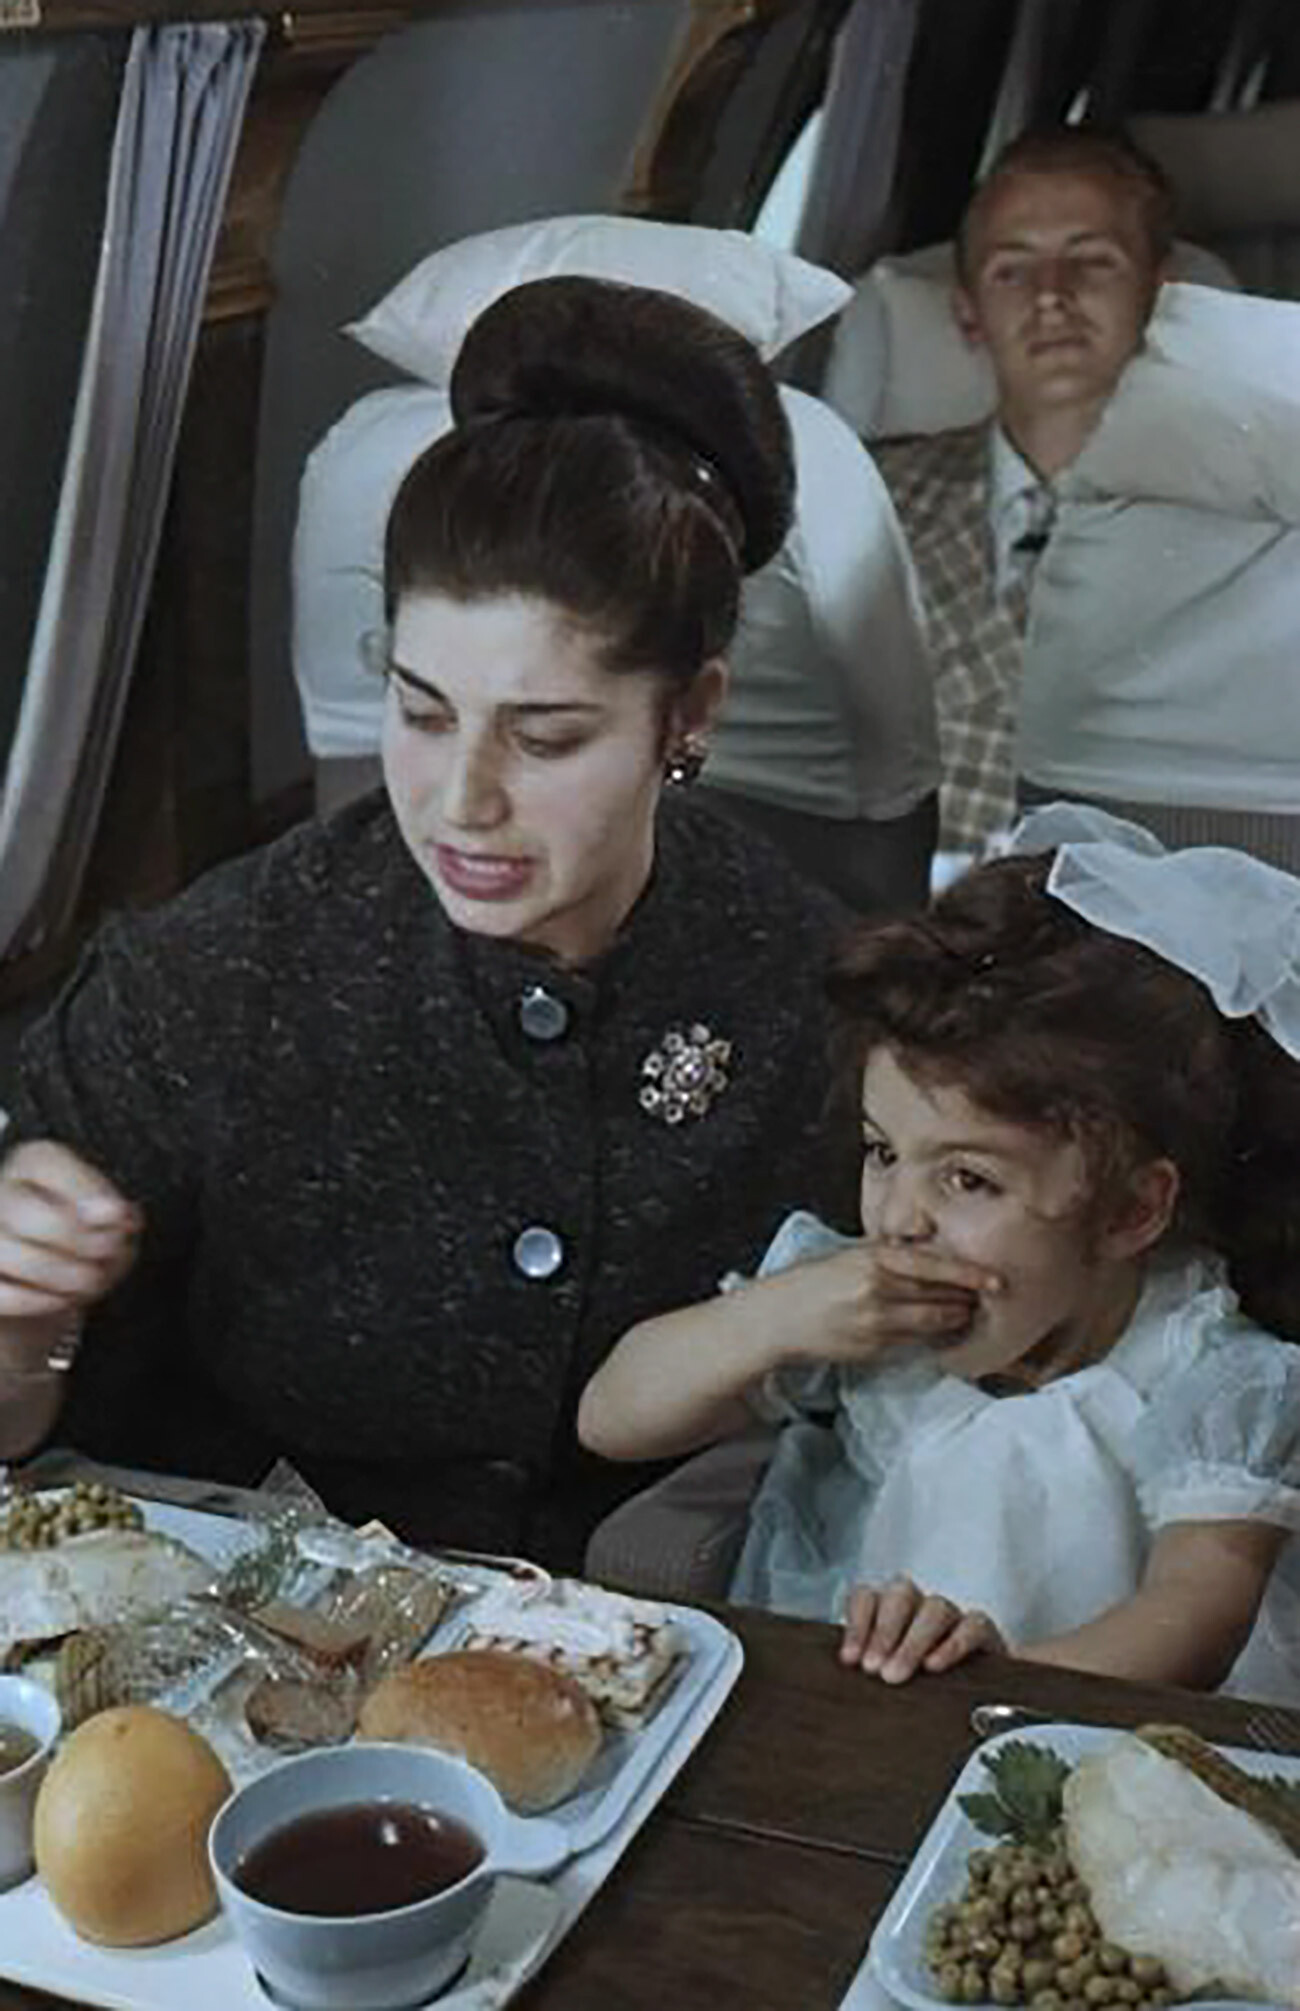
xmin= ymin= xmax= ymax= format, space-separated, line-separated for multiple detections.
xmin=512 ymin=1225 xmax=565 ymax=1279
xmin=518 ymin=985 xmax=569 ymax=1041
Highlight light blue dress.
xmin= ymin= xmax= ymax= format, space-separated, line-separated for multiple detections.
xmin=729 ymin=1213 xmax=1300 ymax=1703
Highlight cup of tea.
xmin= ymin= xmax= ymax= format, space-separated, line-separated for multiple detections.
xmin=0 ymin=1674 xmax=62 ymax=1889
xmin=209 ymin=1742 xmax=571 ymax=2010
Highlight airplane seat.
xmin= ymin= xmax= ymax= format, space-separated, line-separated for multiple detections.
xmin=1131 ymin=99 xmax=1300 ymax=303
xmin=291 ymin=382 xmax=448 ymax=816
xmin=584 ymin=1428 xmax=778 ymax=1602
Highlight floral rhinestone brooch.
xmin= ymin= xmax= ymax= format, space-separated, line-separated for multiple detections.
xmin=639 ymin=1023 xmax=732 ymax=1124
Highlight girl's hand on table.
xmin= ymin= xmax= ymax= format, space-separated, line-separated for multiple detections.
xmin=779 ymin=1242 xmax=998 ymax=1369
xmin=839 ymin=1576 xmax=1005 ymax=1683
xmin=0 ymin=1141 xmax=141 ymax=1323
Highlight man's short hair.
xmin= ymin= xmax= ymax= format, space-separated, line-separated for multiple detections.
xmin=956 ymin=126 xmax=1177 ymax=284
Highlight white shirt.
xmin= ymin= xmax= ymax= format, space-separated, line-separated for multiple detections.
xmin=1019 ymin=339 xmax=1300 ymax=813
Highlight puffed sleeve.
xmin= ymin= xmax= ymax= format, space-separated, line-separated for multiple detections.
xmin=722 ymin=1210 xmax=856 ymax=1425
xmin=1131 ymin=1331 xmax=1300 ymax=1534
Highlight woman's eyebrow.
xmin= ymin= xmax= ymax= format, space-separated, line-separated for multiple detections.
xmin=388 ymin=664 xmax=602 ymax=718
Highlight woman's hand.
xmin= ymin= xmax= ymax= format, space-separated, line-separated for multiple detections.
xmin=0 ymin=1141 xmax=141 ymax=1325
xmin=775 ymin=1241 xmax=998 ymax=1369
xmin=839 ymin=1576 xmax=1005 ymax=1682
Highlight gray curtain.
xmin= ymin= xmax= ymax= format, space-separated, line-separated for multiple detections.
xmin=793 ymin=0 xmax=923 ymax=278
xmin=0 ymin=18 xmax=265 ymax=964
xmin=981 ymin=0 xmax=1074 ymax=163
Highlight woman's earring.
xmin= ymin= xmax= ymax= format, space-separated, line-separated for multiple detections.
xmin=665 ymin=734 xmax=709 ymax=787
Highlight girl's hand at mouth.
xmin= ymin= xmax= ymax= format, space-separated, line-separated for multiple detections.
xmin=776 ymin=1241 xmax=1000 ymax=1370
xmin=839 ymin=1576 xmax=1006 ymax=1682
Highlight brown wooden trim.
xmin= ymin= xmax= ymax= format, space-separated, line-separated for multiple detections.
xmin=274 ymin=3 xmax=410 ymax=63
xmin=203 ymin=13 xmax=417 ymax=323
xmin=623 ymin=0 xmax=816 ymax=222
xmin=5 ymin=0 xmax=417 ymax=34
xmin=623 ymin=0 xmax=758 ymax=217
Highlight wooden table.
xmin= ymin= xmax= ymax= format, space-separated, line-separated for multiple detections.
xmin=521 ymin=1607 xmax=1297 ymax=2010
xmin=2 ymin=1606 xmax=1295 ymax=2011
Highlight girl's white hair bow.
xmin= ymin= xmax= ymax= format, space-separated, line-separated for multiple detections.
xmin=994 ymin=803 xmax=1300 ymax=1063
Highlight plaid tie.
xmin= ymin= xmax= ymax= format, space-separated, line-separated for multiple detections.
xmin=1001 ymin=483 xmax=1056 ymax=630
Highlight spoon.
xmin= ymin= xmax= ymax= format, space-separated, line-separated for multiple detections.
xmin=969 ymin=1702 xmax=1056 ymax=1739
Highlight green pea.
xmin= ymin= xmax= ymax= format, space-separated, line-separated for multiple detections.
xmin=1128 ymin=1960 xmax=1165 ymax=1989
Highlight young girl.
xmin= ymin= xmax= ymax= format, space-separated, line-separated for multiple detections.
xmin=579 ymin=806 xmax=1300 ymax=1700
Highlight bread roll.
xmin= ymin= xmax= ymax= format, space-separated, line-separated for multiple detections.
xmin=357 ymin=1649 xmax=601 ymax=1813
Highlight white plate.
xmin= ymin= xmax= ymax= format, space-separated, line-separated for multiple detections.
xmin=0 ymin=1495 xmax=744 ymax=2011
xmin=865 ymin=1722 xmax=1300 ymax=2011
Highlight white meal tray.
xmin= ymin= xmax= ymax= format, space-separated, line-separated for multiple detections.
xmin=0 ymin=1496 xmax=744 ymax=2011
xmin=836 ymin=1721 xmax=1300 ymax=2011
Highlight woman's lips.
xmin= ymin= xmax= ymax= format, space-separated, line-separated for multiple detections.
xmin=433 ymin=844 xmax=536 ymax=901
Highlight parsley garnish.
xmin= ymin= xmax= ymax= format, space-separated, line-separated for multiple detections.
xmin=958 ymin=1740 xmax=1072 ymax=1848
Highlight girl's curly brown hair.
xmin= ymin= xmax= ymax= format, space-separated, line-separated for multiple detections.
xmin=829 ymin=853 xmax=1300 ymax=1341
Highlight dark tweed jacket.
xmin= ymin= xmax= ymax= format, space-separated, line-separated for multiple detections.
xmin=10 ymin=792 xmax=857 ymax=1565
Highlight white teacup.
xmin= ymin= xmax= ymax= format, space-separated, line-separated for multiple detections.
xmin=209 ymin=1743 xmax=571 ymax=2010
xmin=0 ymin=1674 xmax=61 ymax=1890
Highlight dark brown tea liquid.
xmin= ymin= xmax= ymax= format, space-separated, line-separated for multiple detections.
xmin=235 ymin=1800 xmax=484 ymax=1916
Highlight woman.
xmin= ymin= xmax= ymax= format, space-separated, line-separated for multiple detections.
xmin=0 ymin=277 xmax=855 ymax=1565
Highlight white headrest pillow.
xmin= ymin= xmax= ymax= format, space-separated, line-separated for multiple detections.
xmin=347 ymin=214 xmax=852 ymax=383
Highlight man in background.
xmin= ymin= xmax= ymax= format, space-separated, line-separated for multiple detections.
xmin=873 ymin=128 xmax=1172 ymax=860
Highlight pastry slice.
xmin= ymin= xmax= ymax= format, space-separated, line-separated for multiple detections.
xmin=461 ymin=1578 xmax=685 ymax=1730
